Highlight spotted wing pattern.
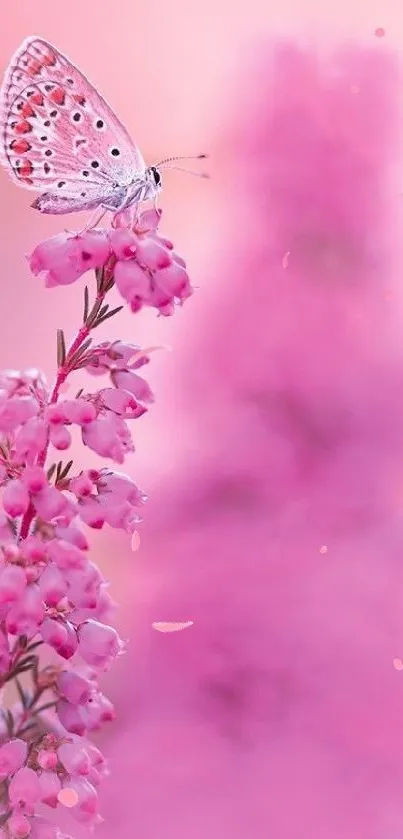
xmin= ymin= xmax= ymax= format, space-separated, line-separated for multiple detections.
xmin=0 ymin=36 xmax=145 ymax=213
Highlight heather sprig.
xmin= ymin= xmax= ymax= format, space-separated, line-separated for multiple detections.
xmin=0 ymin=208 xmax=193 ymax=839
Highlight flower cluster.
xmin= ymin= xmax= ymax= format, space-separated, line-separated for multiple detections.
xmin=0 ymin=210 xmax=192 ymax=838
xmin=29 ymin=209 xmax=193 ymax=317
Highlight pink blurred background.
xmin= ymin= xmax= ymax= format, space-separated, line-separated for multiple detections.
xmin=3 ymin=1 xmax=403 ymax=837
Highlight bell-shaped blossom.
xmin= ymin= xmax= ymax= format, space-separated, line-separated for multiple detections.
xmin=2 ymin=479 xmax=30 ymax=517
xmin=0 ymin=565 xmax=27 ymax=605
xmin=6 ymin=584 xmax=44 ymax=637
xmin=0 ymin=738 xmax=27 ymax=780
xmin=28 ymin=230 xmax=111 ymax=288
xmin=37 ymin=770 xmax=61 ymax=807
xmin=57 ymin=670 xmax=92 ymax=705
xmin=9 ymin=766 xmax=41 ymax=810
xmin=77 ymin=620 xmax=123 ymax=669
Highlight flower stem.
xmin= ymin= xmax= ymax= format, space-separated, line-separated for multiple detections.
xmin=18 ymin=284 xmax=109 ymax=541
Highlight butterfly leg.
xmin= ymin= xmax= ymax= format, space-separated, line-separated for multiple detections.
xmin=84 ymin=209 xmax=108 ymax=231
xmin=65 ymin=209 xmax=108 ymax=237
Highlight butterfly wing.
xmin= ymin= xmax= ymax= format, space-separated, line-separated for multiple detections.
xmin=0 ymin=36 xmax=145 ymax=212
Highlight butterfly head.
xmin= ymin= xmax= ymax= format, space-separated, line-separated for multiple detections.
xmin=145 ymin=165 xmax=162 ymax=193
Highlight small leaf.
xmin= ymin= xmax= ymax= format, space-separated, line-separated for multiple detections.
xmin=3 ymin=709 xmax=14 ymax=737
xmin=26 ymin=640 xmax=43 ymax=652
xmin=69 ymin=337 xmax=93 ymax=369
xmin=59 ymin=459 xmax=73 ymax=480
xmin=75 ymin=388 xmax=84 ymax=399
xmin=83 ymin=285 xmax=89 ymax=323
xmin=31 ymin=655 xmax=39 ymax=686
xmin=47 ymin=463 xmax=56 ymax=481
xmin=15 ymin=678 xmax=29 ymax=709
xmin=56 ymin=329 xmax=66 ymax=367
xmin=13 ymin=654 xmax=37 ymax=671
xmin=55 ymin=461 xmax=63 ymax=482
xmin=94 ymin=305 xmax=124 ymax=327
xmin=86 ymin=298 xmax=103 ymax=327
xmin=32 ymin=700 xmax=57 ymax=716
xmin=17 ymin=721 xmax=38 ymax=736
xmin=95 ymin=267 xmax=103 ymax=293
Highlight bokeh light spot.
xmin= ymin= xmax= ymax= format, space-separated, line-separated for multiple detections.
xmin=152 ymin=621 xmax=194 ymax=633
xmin=57 ymin=788 xmax=79 ymax=807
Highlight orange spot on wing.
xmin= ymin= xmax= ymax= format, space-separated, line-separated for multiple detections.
xmin=21 ymin=102 xmax=35 ymax=119
xmin=14 ymin=120 xmax=32 ymax=134
xmin=17 ymin=159 xmax=33 ymax=178
xmin=50 ymin=87 xmax=66 ymax=106
xmin=10 ymin=138 xmax=31 ymax=153
xmin=30 ymin=91 xmax=44 ymax=107
xmin=27 ymin=59 xmax=42 ymax=75
xmin=41 ymin=50 xmax=57 ymax=67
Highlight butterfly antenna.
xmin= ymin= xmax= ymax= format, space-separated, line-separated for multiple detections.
xmin=164 ymin=165 xmax=209 ymax=179
xmin=156 ymin=153 xmax=209 ymax=167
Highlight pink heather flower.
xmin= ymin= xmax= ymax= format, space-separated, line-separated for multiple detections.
xmin=57 ymin=670 xmax=92 ymax=705
xmin=14 ymin=417 xmax=47 ymax=465
xmin=69 ymin=472 xmax=94 ymax=498
xmin=82 ymin=412 xmax=134 ymax=463
xmin=77 ymin=620 xmax=123 ymax=669
xmin=40 ymin=618 xmax=78 ymax=660
xmin=98 ymin=387 xmax=145 ymax=418
xmin=2 ymin=478 xmax=30 ymax=517
xmin=38 ymin=770 xmax=61 ymax=807
xmin=111 ymin=368 xmax=154 ymax=403
xmin=9 ymin=766 xmax=41 ymax=810
xmin=54 ymin=523 xmax=89 ymax=551
xmin=64 ymin=777 xmax=99 ymax=826
xmin=6 ymin=584 xmax=44 ymax=637
xmin=47 ymin=539 xmax=87 ymax=571
xmin=66 ymin=563 xmax=103 ymax=610
xmin=75 ymin=498 xmax=106 ymax=530
xmin=39 ymin=564 xmax=68 ymax=607
xmin=7 ymin=813 xmax=31 ymax=839
xmin=58 ymin=742 xmax=91 ymax=776
xmin=21 ymin=537 xmax=47 ymax=564
xmin=29 ymin=230 xmax=111 ymax=288
xmin=0 ymin=738 xmax=27 ymax=779
xmin=21 ymin=466 xmax=48 ymax=494
xmin=0 ymin=565 xmax=27 ymax=604
xmin=85 ymin=691 xmax=116 ymax=730
xmin=62 ymin=399 xmax=97 ymax=425
xmin=96 ymin=496 xmax=141 ymax=533
xmin=32 ymin=486 xmax=74 ymax=522
xmin=56 ymin=699 xmax=88 ymax=736
xmin=97 ymin=469 xmax=146 ymax=505
xmin=37 ymin=750 xmax=58 ymax=770
xmin=86 ymin=340 xmax=149 ymax=376
xmin=49 ymin=424 xmax=71 ymax=450
xmin=29 ymin=818 xmax=58 ymax=839
xmin=0 ymin=394 xmax=38 ymax=432
xmin=31 ymin=211 xmax=192 ymax=315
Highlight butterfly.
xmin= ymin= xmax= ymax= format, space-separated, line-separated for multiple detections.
xmin=0 ymin=36 xmax=206 ymax=218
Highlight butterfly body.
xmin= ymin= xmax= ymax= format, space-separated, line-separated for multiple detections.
xmin=0 ymin=36 xmax=161 ymax=215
